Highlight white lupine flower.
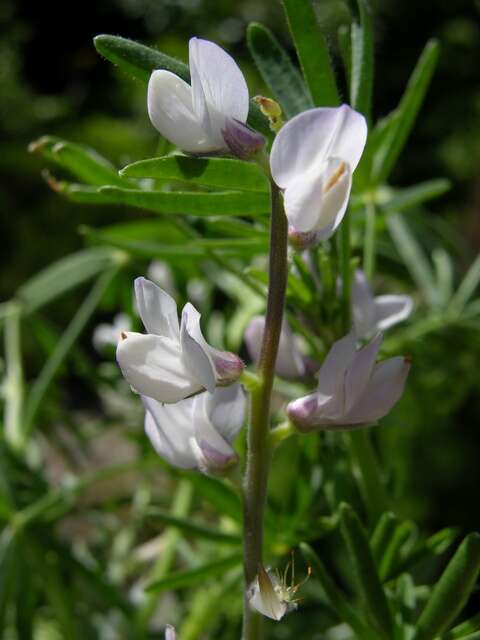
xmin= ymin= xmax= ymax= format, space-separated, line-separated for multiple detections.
xmin=248 ymin=564 xmax=309 ymax=621
xmin=287 ymin=333 xmax=410 ymax=431
xmin=244 ymin=315 xmax=306 ymax=379
xmin=270 ymin=105 xmax=367 ymax=240
xmin=148 ymin=37 xmax=262 ymax=156
xmin=352 ymin=270 xmax=413 ymax=339
xmin=93 ymin=313 xmax=131 ymax=352
xmin=116 ymin=278 xmax=244 ymax=404
xmin=143 ymin=384 xmax=246 ymax=474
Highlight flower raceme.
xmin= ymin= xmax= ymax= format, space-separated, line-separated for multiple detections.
xmin=148 ymin=37 xmax=263 ymax=157
xmin=270 ymin=105 xmax=368 ymax=242
xmin=116 ymin=277 xmax=244 ymax=404
xmin=287 ymin=333 xmax=410 ymax=431
xmin=143 ymin=384 xmax=246 ymax=474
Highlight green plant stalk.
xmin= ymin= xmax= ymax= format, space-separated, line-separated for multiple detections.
xmin=348 ymin=429 xmax=388 ymax=526
xmin=242 ymin=180 xmax=288 ymax=640
xmin=363 ymin=199 xmax=376 ymax=280
xmin=339 ymin=208 xmax=352 ymax=334
xmin=136 ymin=480 xmax=193 ymax=631
xmin=3 ymin=303 xmax=24 ymax=452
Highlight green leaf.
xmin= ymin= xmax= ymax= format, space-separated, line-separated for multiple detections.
xmin=43 ymin=176 xmax=121 ymax=204
xmin=300 ymin=543 xmax=378 ymax=639
xmin=377 ymin=520 xmax=414 ymax=581
xmin=371 ymin=512 xmax=398 ymax=567
xmin=387 ymin=213 xmax=437 ymax=307
xmin=94 ymin=34 xmax=189 ymax=83
xmin=29 ymin=136 xmax=127 ymax=187
xmin=183 ymin=473 xmax=242 ymax=522
xmin=348 ymin=0 xmax=374 ymax=122
xmin=381 ymin=179 xmax=451 ymax=215
xmin=146 ymin=553 xmax=242 ymax=593
xmin=339 ymin=502 xmax=394 ymax=638
xmin=433 ymin=248 xmax=454 ymax=307
xmin=247 ymin=22 xmax=312 ymax=118
xmin=16 ymin=248 xmax=120 ymax=314
xmin=93 ymin=34 xmax=271 ymax=138
xmin=23 ymin=267 xmax=120 ymax=437
xmin=121 ymin=156 xmax=269 ymax=192
xmin=387 ymin=527 xmax=458 ymax=580
xmin=416 ymin=533 xmax=480 ymax=640
xmin=81 ymin=219 xmax=189 ymax=244
xmin=449 ymin=254 xmax=480 ymax=314
xmin=443 ymin=613 xmax=480 ymax=639
xmin=98 ymin=186 xmax=270 ymax=217
xmin=0 ymin=531 xmax=18 ymax=630
xmin=372 ymin=39 xmax=440 ymax=184
xmin=146 ymin=510 xmax=241 ymax=545
xmin=282 ymin=0 xmax=339 ymax=107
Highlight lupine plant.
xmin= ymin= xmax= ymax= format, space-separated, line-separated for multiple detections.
xmin=2 ymin=0 xmax=480 ymax=638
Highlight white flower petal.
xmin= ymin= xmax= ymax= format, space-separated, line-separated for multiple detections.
xmin=147 ymin=70 xmax=215 ymax=153
xmin=344 ymin=334 xmax=383 ymax=413
xmin=189 ymin=37 xmax=249 ymax=147
xmin=117 ymin=332 xmax=201 ymax=403
xmin=180 ymin=303 xmax=216 ymax=393
xmin=143 ymin=396 xmax=197 ymax=469
xmin=134 ymin=277 xmax=179 ymax=339
xmin=374 ymin=295 xmax=414 ymax=331
xmin=346 ymin=356 xmax=410 ymax=424
xmin=270 ymin=105 xmax=367 ymax=189
xmin=248 ymin=568 xmax=287 ymax=621
xmin=165 ymin=626 xmax=176 ymax=640
xmin=205 ymin=384 xmax=246 ymax=443
xmin=192 ymin=409 xmax=238 ymax=473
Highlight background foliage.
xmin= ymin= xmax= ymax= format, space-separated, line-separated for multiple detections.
xmin=1 ymin=0 xmax=480 ymax=638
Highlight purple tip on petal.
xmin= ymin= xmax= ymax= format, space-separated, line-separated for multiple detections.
xmin=197 ymin=439 xmax=238 ymax=475
xmin=212 ymin=351 xmax=245 ymax=385
xmin=222 ymin=118 xmax=265 ymax=160
xmin=287 ymin=396 xmax=319 ymax=433
xmin=288 ymin=226 xmax=321 ymax=251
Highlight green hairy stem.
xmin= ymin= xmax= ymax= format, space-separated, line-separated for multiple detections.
xmin=242 ymin=178 xmax=289 ymax=640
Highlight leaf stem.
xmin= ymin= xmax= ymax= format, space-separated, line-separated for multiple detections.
xmin=242 ymin=179 xmax=288 ymax=640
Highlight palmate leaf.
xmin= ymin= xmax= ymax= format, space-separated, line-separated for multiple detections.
xmin=247 ymin=23 xmax=312 ymax=119
xmin=121 ymin=155 xmax=269 ymax=192
xmin=93 ymin=34 xmax=271 ymax=138
xmin=30 ymin=135 xmax=128 ymax=187
xmin=282 ymin=0 xmax=339 ymax=107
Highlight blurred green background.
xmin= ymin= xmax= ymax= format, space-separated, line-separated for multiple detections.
xmin=1 ymin=0 xmax=480 ymax=557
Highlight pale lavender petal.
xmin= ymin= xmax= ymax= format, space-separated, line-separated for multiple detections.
xmin=344 ymin=334 xmax=383 ymax=413
xmin=204 ymin=384 xmax=246 ymax=443
xmin=189 ymin=38 xmax=249 ymax=148
xmin=165 ymin=626 xmax=176 ymax=640
xmin=352 ymin=270 xmax=377 ymax=339
xmin=143 ymin=396 xmax=197 ymax=469
xmin=374 ymin=295 xmax=414 ymax=332
xmin=180 ymin=303 xmax=216 ymax=393
xmin=147 ymin=70 xmax=214 ymax=153
xmin=134 ymin=277 xmax=179 ymax=339
xmin=117 ymin=332 xmax=201 ymax=403
xmin=346 ymin=356 xmax=411 ymax=424
xmin=192 ymin=403 xmax=238 ymax=474
xmin=222 ymin=118 xmax=264 ymax=160
xmin=317 ymin=333 xmax=357 ymax=397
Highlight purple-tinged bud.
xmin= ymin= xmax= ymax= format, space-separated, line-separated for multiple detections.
xmin=194 ymin=438 xmax=239 ymax=476
xmin=211 ymin=349 xmax=245 ymax=385
xmin=286 ymin=396 xmax=319 ymax=433
xmin=288 ymin=226 xmax=321 ymax=251
xmin=222 ymin=118 xmax=265 ymax=160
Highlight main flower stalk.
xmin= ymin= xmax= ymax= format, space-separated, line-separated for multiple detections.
xmin=242 ymin=178 xmax=288 ymax=639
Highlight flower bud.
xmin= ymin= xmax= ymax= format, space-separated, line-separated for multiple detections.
xmin=211 ymin=349 xmax=245 ymax=385
xmin=222 ymin=118 xmax=265 ymax=160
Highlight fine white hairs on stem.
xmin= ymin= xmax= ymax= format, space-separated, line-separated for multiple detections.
xmin=116 ymin=277 xmax=244 ymax=404
xmin=270 ymin=105 xmax=367 ymax=241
